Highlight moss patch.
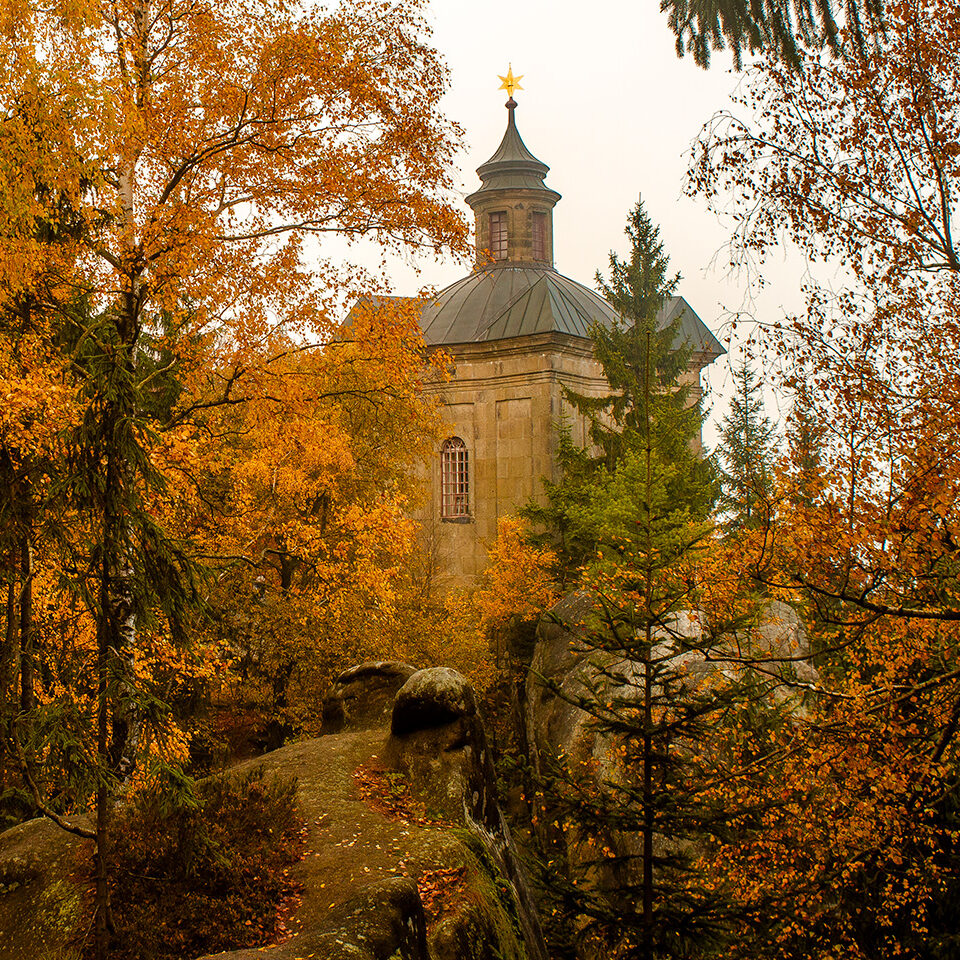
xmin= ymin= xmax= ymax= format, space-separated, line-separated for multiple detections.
xmin=0 ymin=817 xmax=88 ymax=960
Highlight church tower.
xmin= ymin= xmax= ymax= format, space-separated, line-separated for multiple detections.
xmin=466 ymin=94 xmax=560 ymax=268
xmin=412 ymin=81 xmax=724 ymax=584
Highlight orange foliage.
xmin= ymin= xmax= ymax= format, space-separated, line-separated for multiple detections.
xmin=0 ymin=0 xmax=469 ymax=815
xmin=473 ymin=517 xmax=559 ymax=636
xmin=688 ymin=3 xmax=960 ymax=952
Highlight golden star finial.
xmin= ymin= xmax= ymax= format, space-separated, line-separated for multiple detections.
xmin=498 ymin=65 xmax=523 ymax=99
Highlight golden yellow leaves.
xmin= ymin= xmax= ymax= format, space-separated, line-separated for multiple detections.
xmin=473 ymin=517 xmax=559 ymax=635
xmin=0 ymin=334 xmax=77 ymax=465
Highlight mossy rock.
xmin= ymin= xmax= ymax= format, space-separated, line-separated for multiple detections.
xmin=0 ymin=816 xmax=87 ymax=960
xmin=196 ymin=729 xmax=533 ymax=960
xmin=0 ymin=730 xmax=538 ymax=960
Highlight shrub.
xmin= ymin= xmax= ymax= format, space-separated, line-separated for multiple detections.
xmin=89 ymin=768 xmax=302 ymax=960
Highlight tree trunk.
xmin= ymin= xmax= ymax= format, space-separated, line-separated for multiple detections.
xmin=94 ymin=502 xmax=113 ymax=960
xmin=105 ymin=0 xmax=152 ymax=778
xmin=2 ymin=582 xmax=17 ymax=702
xmin=642 ymin=637 xmax=653 ymax=960
xmin=641 ymin=327 xmax=654 ymax=960
xmin=19 ymin=522 xmax=33 ymax=715
xmin=105 ymin=427 xmax=141 ymax=782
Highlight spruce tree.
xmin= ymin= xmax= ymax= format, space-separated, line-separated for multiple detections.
xmin=662 ymin=0 xmax=884 ymax=69
xmin=534 ymin=330 xmax=753 ymax=960
xmin=717 ymin=361 xmax=776 ymax=530
xmin=524 ymin=198 xmax=717 ymax=583
xmin=785 ymin=385 xmax=827 ymax=508
xmin=525 ymin=203 xmax=760 ymax=959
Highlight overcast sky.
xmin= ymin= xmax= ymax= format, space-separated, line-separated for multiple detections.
xmin=359 ymin=0 xmax=811 ymax=444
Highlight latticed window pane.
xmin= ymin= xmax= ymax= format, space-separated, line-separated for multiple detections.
xmin=532 ymin=211 xmax=546 ymax=261
xmin=489 ymin=212 xmax=508 ymax=260
xmin=441 ymin=437 xmax=469 ymax=518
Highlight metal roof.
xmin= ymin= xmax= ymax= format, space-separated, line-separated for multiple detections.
xmin=466 ymin=101 xmax=561 ymax=204
xmin=419 ymin=263 xmax=725 ymax=361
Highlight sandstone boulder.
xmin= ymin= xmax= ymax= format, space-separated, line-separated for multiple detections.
xmin=385 ymin=667 xmax=549 ymax=960
xmin=0 ymin=816 xmax=87 ymax=960
xmin=391 ymin=666 xmax=477 ymax=737
xmin=309 ymin=876 xmax=428 ymax=960
xmin=385 ymin=667 xmax=490 ymax=825
xmin=322 ymin=660 xmax=417 ymax=734
xmin=527 ymin=595 xmax=821 ymax=774
xmin=5 ymin=687 xmax=544 ymax=960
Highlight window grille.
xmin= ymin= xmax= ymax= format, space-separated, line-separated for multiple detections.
xmin=441 ymin=437 xmax=469 ymax=518
xmin=489 ymin=212 xmax=508 ymax=260
xmin=532 ymin=211 xmax=547 ymax=261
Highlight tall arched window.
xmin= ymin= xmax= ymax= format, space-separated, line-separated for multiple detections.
xmin=441 ymin=437 xmax=469 ymax=519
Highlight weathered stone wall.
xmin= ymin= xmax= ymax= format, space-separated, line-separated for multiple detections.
xmin=469 ymin=187 xmax=556 ymax=266
xmin=415 ymin=332 xmax=707 ymax=585
xmin=415 ymin=332 xmax=611 ymax=584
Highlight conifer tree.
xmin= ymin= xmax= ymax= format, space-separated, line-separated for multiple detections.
xmin=534 ymin=331 xmax=762 ymax=960
xmin=520 ymin=204 xmax=773 ymax=960
xmin=784 ymin=385 xmax=827 ymax=508
xmin=662 ymin=0 xmax=884 ymax=69
xmin=524 ymin=199 xmax=716 ymax=582
xmin=717 ymin=361 xmax=776 ymax=530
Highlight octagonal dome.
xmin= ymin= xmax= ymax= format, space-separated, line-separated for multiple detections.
xmin=419 ymin=262 xmax=723 ymax=361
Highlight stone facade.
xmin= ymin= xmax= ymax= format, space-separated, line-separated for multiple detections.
xmin=414 ymin=336 xmax=708 ymax=584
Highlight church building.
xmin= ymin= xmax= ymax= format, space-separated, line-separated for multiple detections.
xmin=412 ymin=85 xmax=724 ymax=583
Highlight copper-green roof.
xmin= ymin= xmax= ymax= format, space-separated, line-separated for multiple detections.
xmin=419 ymin=263 xmax=725 ymax=361
xmin=466 ymin=100 xmax=561 ymax=204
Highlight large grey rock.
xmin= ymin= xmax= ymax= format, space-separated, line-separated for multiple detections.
xmin=385 ymin=668 xmax=549 ymax=960
xmin=322 ymin=660 xmax=417 ymax=734
xmin=0 ymin=816 xmax=87 ymax=960
xmin=385 ymin=668 xmax=490 ymax=824
xmin=525 ymin=594 xmax=822 ymax=960
xmin=527 ymin=596 xmax=820 ymax=774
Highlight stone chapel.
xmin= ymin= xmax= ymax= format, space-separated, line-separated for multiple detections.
xmin=410 ymin=93 xmax=724 ymax=583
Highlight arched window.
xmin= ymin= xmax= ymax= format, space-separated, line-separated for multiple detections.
xmin=441 ymin=437 xmax=469 ymax=519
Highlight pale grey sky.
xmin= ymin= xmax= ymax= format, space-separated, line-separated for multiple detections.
xmin=347 ymin=0 xmax=813 ymax=444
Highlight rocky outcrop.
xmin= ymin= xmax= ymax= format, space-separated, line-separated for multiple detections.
xmin=321 ymin=660 xmax=418 ymax=733
xmin=524 ymin=593 xmax=821 ymax=958
xmin=308 ymin=876 xmax=428 ymax=960
xmin=4 ymin=663 xmax=547 ymax=960
xmin=524 ymin=590 xmax=600 ymax=779
xmin=385 ymin=667 xmax=493 ymax=826
xmin=527 ymin=594 xmax=820 ymax=775
xmin=0 ymin=816 xmax=88 ymax=960
xmin=385 ymin=667 xmax=549 ymax=960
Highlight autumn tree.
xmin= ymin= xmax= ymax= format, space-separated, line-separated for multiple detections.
xmin=184 ymin=299 xmax=452 ymax=735
xmin=688 ymin=0 xmax=960 ymax=952
xmin=691 ymin=0 xmax=960 ymax=627
xmin=0 ymin=0 xmax=468 ymax=953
